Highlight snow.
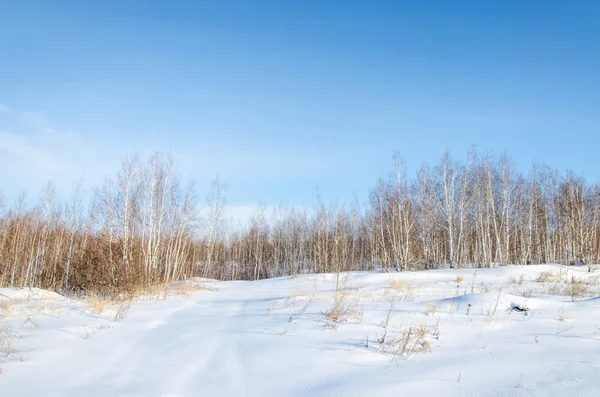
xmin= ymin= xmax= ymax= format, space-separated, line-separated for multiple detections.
xmin=1 ymin=265 xmax=600 ymax=396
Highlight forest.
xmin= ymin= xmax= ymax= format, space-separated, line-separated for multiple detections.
xmin=0 ymin=150 xmax=598 ymax=293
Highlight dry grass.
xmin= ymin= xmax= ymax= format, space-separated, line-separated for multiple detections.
xmin=120 ymin=284 xmax=164 ymax=302
xmin=0 ymin=315 xmax=42 ymax=373
xmin=455 ymin=275 xmax=464 ymax=283
xmin=266 ymin=299 xmax=278 ymax=315
xmin=89 ymin=294 xmax=112 ymax=314
xmin=536 ymin=271 xmax=559 ymax=283
xmin=282 ymin=294 xmax=299 ymax=310
xmin=78 ymin=324 xmax=95 ymax=339
xmin=484 ymin=312 xmax=497 ymax=325
xmin=0 ymin=300 xmax=15 ymax=316
xmin=115 ymin=280 xmax=217 ymax=303
xmin=322 ymin=291 xmax=364 ymax=328
xmin=295 ymin=290 xmax=317 ymax=316
xmin=563 ymin=282 xmax=591 ymax=301
xmin=86 ymin=279 xmax=216 ymax=317
xmin=506 ymin=274 xmax=524 ymax=288
xmin=97 ymin=323 xmax=113 ymax=331
xmin=518 ymin=288 xmax=536 ymax=298
xmin=381 ymin=323 xmax=436 ymax=366
xmin=425 ymin=301 xmax=437 ymax=316
xmin=587 ymin=275 xmax=600 ymax=285
xmin=266 ymin=283 xmax=318 ymax=317
xmin=88 ymin=293 xmax=132 ymax=320
xmin=377 ymin=299 xmax=396 ymax=344
xmin=114 ymin=303 xmax=131 ymax=322
xmin=443 ymin=302 xmax=459 ymax=314
xmin=77 ymin=323 xmax=115 ymax=339
xmin=389 ymin=280 xmax=413 ymax=292
xmin=322 ymin=321 xmax=339 ymax=331
xmin=0 ymin=322 xmax=23 ymax=370
xmin=380 ymin=299 xmax=395 ymax=329
xmin=546 ymin=276 xmax=594 ymax=300
xmin=171 ymin=281 xmax=215 ymax=297
xmin=555 ymin=305 xmax=568 ymax=322
xmin=388 ymin=280 xmax=416 ymax=301
xmin=293 ymin=289 xmax=309 ymax=298
xmin=21 ymin=316 xmax=39 ymax=330
xmin=480 ymin=288 xmax=504 ymax=324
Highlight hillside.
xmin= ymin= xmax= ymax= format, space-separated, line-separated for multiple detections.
xmin=1 ymin=265 xmax=600 ymax=396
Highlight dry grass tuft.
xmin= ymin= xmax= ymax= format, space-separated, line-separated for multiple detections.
xmin=21 ymin=316 xmax=39 ymax=329
xmin=443 ymin=302 xmax=458 ymax=314
xmin=322 ymin=321 xmax=338 ymax=331
xmin=295 ymin=290 xmax=317 ymax=316
xmin=265 ymin=299 xmax=278 ymax=315
xmin=85 ymin=279 xmax=216 ymax=317
xmin=89 ymin=292 xmax=134 ymax=319
xmin=78 ymin=324 xmax=95 ymax=339
xmin=89 ymin=294 xmax=111 ymax=314
xmin=587 ymin=275 xmax=600 ymax=285
xmin=380 ymin=299 xmax=395 ymax=329
xmin=456 ymin=275 xmax=464 ymax=283
xmin=425 ymin=301 xmax=437 ymax=316
xmin=546 ymin=277 xmax=593 ymax=300
xmin=172 ymin=283 xmax=197 ymax=296
xmin=389 ymin=280 xmax=412 ymax=291
xmin=114 ymin=303 xmax=131 ymax=321
xmin=0 ymin=300 xmax=14 ymax=316
xmin=555 ymin=305 xmax=568 ymax=322
xmin=518 ymin=288 xmax=536 ymax=298
xmin=381 ymin=322 xmax=437 ymax=365
xmin=266 ymin=284 xmax=318 ymax=317
xmin=117 ymin=280 xmax=217 ymax=303
xmin=536 ymin=271 xmax=559 ymax=283
xmin=376 ymin=299 xmax=396 ymax=344
xmin=0 ymin=322 xmax=23 ymax=366
xmin=322 ymin=291 xmax=364 ymax=327
xmin=507 ymin=274 xmax=524 ymax=288
xmin=169 ymin=280 xmax=218 ymax=297
xmin=563 ymin=281 xmax=590 ymax=301
xmin=388 ymin=280 xmax=416 ymax=301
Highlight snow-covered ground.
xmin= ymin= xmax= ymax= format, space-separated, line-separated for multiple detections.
xmin=1 ymin=265 xmax=600 ymax=396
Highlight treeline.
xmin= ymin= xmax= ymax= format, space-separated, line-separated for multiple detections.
xmin=0 ymin=153 xmax=198 ymax=293
xmin=1 ymin=150 xmax=599 ymax=293
xmin=208 ymin=152 xmax=600 ymax=279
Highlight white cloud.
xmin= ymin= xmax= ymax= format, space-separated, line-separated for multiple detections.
xmin=0 ymin=104 xmax=367 ymax=209
xmin=0 ymin=131 xmax=66 ymax=172
xmin=0 ymin=106 xmax=135 ymax=201
xmin=20 ymin=110 xmax=57 ymax=134
xmin=0 ymin=130 xmax=71 ymax=200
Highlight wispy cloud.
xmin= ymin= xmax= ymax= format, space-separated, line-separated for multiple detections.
xmin=0 ymin=104 xmax=375 ymax=207
xmin=20 ymin=110 xmax=57 ymax=134
xmin=0 ymin=106 xmax=132 ymax=200
xmin=0 ymin=131 xmax=65 ymax=172
xmin=0 ymin=130 xmax=70 ymax=200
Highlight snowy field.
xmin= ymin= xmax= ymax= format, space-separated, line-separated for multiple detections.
xmin=1 ymin=265 xmax=600 ymax=397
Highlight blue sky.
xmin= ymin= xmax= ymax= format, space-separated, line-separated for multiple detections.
xmin=1 ymin=0 xmax=599 ymax=219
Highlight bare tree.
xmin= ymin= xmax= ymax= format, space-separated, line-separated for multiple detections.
xmin=203 ymin=176 xmax=226 ymax=278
